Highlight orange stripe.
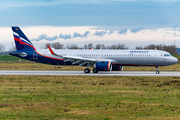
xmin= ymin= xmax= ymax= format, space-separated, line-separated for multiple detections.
xmin=15 ymin=36 xmax=64 ymax=61
xmin=108 ymin=61 xmax=110 ymax=71
xmin=35 ymin=50 xmax=64 ymax=61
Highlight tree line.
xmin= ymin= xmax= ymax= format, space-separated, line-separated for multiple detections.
xmin=0 ymin=43 xmax=179 ymax=55
xmin=41 ymin=42 xmax=129 ymax=50
xmin=42 ymin=42 xmax=178 ymax=55
xmin=135 ymin=44 xmax=178 ymax=55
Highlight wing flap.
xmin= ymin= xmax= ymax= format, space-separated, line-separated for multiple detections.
xmin=64 ymin=56 xmax=96 ymax=62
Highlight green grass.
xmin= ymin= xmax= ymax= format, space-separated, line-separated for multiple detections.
xmin=0 ymin=55 xmax=27 ymax=62
xmin=173 ymin=55 xmax=180 ymax=57
xmin=1 ymin=76 xmax=180 ymax=119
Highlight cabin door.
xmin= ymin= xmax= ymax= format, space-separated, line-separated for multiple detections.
xmin=33 ymin=51 xmax=37 ymax=60
xmin=154 ymin=52 xmax=159 ymax=60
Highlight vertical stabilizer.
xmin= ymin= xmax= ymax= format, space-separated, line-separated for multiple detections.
xmin=12 ymin=27 xmax=35 ymax=51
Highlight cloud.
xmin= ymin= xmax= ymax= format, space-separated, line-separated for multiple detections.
xmin=94 ymin=31 xmax=107 ymax=37
xmin=131 ymin=27 xmax=144 ymax=33
xmin=31 ymin=34 xmax=47 ymax=41
xmin=73 ymin=33 xmax=83 ymax=38
xmin=59 ymin=33 xmax=71 ymax=40
xmin=83 ymin=31 xmax=90 ymax=38
xmin=31 ymin=34 xmax=58 ymax=41
xmin=2 ymin=26 xmax=180 ymax=51
xmin=73 ymin=31 xmax=90 ymax=38
xmin=31 ymin=30 xmax=90 ymax=41
xmin=46 ymin=35 xmax=58 ymax=41
xmin=109 ymin=30 xmax=114 ymax=35
xmin=27 ymin=26 xmax=180 ymax=47
xmin=118 ymin=29 xmax=128 ymax=35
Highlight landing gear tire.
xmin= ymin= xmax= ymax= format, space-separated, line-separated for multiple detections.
xmin=93 ymin=68 xmax=98 ymax=73
xmin=156 ymin=70 xmax=160 ymax=74
xmin=155 ymin=66 xmax=159 ymax=74
xmin=84 ymin=69 xmax=90 ymax=74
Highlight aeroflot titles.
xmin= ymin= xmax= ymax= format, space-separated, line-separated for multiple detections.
xmin=130 ymin=51 xmax=149 ymax=54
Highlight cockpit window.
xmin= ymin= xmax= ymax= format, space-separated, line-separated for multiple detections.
xmin=164 ymin=54 xmax=172 ymax=57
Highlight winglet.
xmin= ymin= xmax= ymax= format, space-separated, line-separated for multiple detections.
xmin=47 ymin=45 xmax=55 ymax=55
xmin=47 ymin=45 xmax=63 ymax=57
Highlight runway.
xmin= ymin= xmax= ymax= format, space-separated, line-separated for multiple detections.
xmin=0 ymin=70 xmax=180 ymax=76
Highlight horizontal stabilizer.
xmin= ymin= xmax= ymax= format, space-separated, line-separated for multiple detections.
xmin=9 ymin=51 xmax=27 ymax=57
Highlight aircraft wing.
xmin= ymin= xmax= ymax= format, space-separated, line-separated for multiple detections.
xmin=47 ymin=45 xmax=97 ymax=66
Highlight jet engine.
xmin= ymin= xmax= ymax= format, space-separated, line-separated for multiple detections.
xmin=96 ymin=61 xmax=112 ymax=71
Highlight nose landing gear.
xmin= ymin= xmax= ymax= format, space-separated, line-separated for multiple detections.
xmin=155 ymin=66 xmax=160 ymax=74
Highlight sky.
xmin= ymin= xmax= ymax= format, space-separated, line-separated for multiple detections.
xmin=0 ymin=0 xmax=180 ymax=50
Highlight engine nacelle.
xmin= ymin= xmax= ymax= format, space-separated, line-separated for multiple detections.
xmin=112 ymin=65 xmax=123 ymax=71
xmin=96 ymin=61 xmax=112 ymax=71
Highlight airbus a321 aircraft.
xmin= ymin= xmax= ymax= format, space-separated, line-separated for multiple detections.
xmin=9 ymin=27 xmax=178 ymax=74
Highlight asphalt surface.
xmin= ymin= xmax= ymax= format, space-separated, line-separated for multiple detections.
xmin=0 ymin=70 xmax=180 ymax=76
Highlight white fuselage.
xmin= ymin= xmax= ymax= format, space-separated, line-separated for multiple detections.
xmin=37 ymin=49 xmax=178 ymax=66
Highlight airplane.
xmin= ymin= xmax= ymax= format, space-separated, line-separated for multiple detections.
xmin=9 ymin=26 xmax=178 ymax=74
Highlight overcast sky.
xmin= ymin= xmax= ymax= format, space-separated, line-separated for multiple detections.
xmin=0 ymin=0 xmax=180 ymax=50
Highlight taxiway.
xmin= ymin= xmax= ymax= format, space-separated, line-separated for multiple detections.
xmin=0 ymin=70 xmax=179 ymax=76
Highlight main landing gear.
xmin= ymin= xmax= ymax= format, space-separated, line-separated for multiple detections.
xmin=84 ymin=68 xmax=90 ymax=73
xmin=155 ymin=66 xmax=160 ymax=74
xmin=84 ymin=68 xmax=98 ymax=73
xmin=93 ymin=68 xmax=98 ymax=73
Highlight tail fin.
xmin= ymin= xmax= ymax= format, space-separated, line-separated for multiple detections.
xmin=12 ymin=27 xmax=35 ymax=51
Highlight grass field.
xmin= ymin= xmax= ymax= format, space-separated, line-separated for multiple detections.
xmin=1 ymin=75 xmax=180 ymax=119
xmin=0 ymin=55 xmax=27 ymax=62
xmin=0 ymin=56 xmax=180 ymax=119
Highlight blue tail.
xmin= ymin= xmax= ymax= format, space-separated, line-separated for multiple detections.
xmin=12 ymin=27 xmax=35 ymax=51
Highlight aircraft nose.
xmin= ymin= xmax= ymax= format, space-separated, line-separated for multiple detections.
xmin=173 ymin=57 xmax=178 ymax=64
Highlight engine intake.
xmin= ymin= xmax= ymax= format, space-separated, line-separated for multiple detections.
xmin=96 ymin=61 xmax=112 ymax=71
